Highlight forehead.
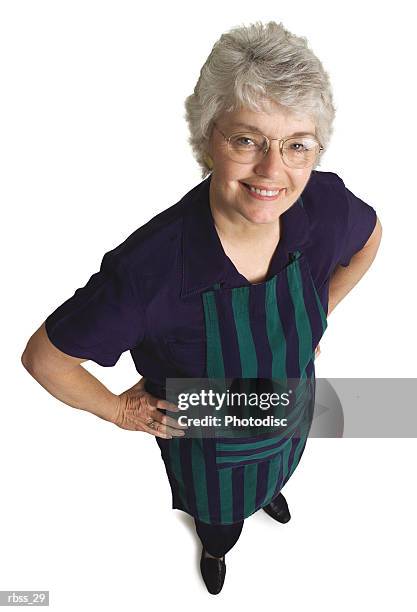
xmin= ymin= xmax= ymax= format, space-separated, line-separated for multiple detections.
xmin=219 ymin=102 xmax=316 ymax=137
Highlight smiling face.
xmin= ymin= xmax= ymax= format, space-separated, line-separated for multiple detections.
xmin=207 ymin=101 xmax=316 ymax=225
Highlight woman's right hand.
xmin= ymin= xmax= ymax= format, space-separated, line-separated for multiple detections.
xmin=111 ymin=378 xmax=187 ymax=439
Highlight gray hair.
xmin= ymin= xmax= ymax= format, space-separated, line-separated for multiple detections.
xmin=184 ymin=20 xmax=336 ymax=178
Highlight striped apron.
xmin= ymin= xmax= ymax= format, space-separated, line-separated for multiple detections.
xmin=155 ymin=247 xmax=328 ymax=525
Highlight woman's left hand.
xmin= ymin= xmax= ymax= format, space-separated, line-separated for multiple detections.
xmin=315 ymin=344 xmax=321 ymax=358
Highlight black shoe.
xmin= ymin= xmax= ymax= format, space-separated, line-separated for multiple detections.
xmin=200 ymin=548 xmax=226 ymax=594
xmin=262 ymin=492 xmax=291 ymax=523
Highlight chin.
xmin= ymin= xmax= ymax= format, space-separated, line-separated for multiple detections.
xmin=244 ymin=209 xmax=281 ymax=224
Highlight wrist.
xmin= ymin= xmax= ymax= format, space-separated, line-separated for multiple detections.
xmin=88 ymin=392 xmax=121 ymax=424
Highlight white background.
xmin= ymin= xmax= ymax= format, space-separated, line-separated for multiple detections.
xmin=1 ymin=0 xmax=416 ymax=609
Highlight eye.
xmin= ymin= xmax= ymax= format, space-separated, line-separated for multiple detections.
xmin=239 ymin=137 xmax=254 ymax=146
xmin=229 ymin=133 xmax=264 ymax=149
xmin=233 ymin=136 xmax=256 ymax=147
xmin=289 ymin=142 xmax=307 ymax=152
xmin=286 ymin=138 xmax=318 ymax=153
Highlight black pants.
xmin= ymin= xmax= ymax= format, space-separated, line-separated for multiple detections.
xmin=194 ymin=518 xmax=244 ymax=557
xmin=194 ymin=488 xmax=282 ymax=556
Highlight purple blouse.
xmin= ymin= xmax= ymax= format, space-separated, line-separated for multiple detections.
xmin=45 ymin=170 xmax=377 ymax=389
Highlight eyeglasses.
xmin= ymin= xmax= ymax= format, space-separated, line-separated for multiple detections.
xmin=213 ymin=123 xmax=323 ymax=169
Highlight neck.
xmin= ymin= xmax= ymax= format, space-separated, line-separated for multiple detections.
xmin=209 ymin=182 xmax=281 ymax=249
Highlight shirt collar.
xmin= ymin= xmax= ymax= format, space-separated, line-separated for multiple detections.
xmin=180 ymin=173 xmax=311 ymax=298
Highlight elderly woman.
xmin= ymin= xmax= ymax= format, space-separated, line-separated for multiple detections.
xmin=22 ymin=21 xmax=382 ymax=595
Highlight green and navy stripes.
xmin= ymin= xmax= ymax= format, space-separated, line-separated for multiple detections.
xmin=165 ymin=251 xmax=327 ymax=525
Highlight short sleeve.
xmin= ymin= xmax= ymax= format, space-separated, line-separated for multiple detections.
xmin=45 ymin=251 xmax=145 ymax=366
xmin=338 ymin=186 xmax=377 ymax=267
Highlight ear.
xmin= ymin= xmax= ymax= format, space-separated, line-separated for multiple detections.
xmin=203 ymin=153 xmax=214 ymax=170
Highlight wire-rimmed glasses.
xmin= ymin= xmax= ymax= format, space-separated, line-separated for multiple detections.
xmin=213 ymin=123 xmax=323 ymax=169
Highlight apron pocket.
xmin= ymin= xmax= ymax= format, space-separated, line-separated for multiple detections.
xmin=214 ymin=392 xmax=313 ymax=470
xmin=215 ymin=427 xmax=300 ymax=469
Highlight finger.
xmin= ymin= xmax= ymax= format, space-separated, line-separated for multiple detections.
xmin=125 ymin=396 xmax=187 ymax=435
xmin=124 ymin=409 xmax=186 ymax=438
xmin=143 ymin=416 xmax=187 ymax=437
xmin=158 ymin=412 xmax=188 ymax=430
xmin=141 ymin=402 xmax=187 ymax=430
xmin=143 ymin=391 xmax=178 ymax=412
xmin=121 ymin=412 xmax=173 ymax=438
xmin=155 ymin=398 xmax=180 ymax=412
xmin=141 ymin=423 xmax=173 ymax=439
xmin=141 ymin=420 xmax=186 ymax=439
xmin=145 ymin=393 xmax=166 ymax=411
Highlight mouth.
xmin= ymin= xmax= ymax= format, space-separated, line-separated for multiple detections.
xmin=240 ymin=181 xmax=286 ymax=201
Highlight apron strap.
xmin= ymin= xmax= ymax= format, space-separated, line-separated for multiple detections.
xmin=289 ymin=196 xmax=304 ymax=260
xmin=289 ymin=249 xmax=301 ymax=262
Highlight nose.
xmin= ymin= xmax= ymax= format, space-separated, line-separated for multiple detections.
xmin=253 ymin=140 xmax=288 ymax=179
